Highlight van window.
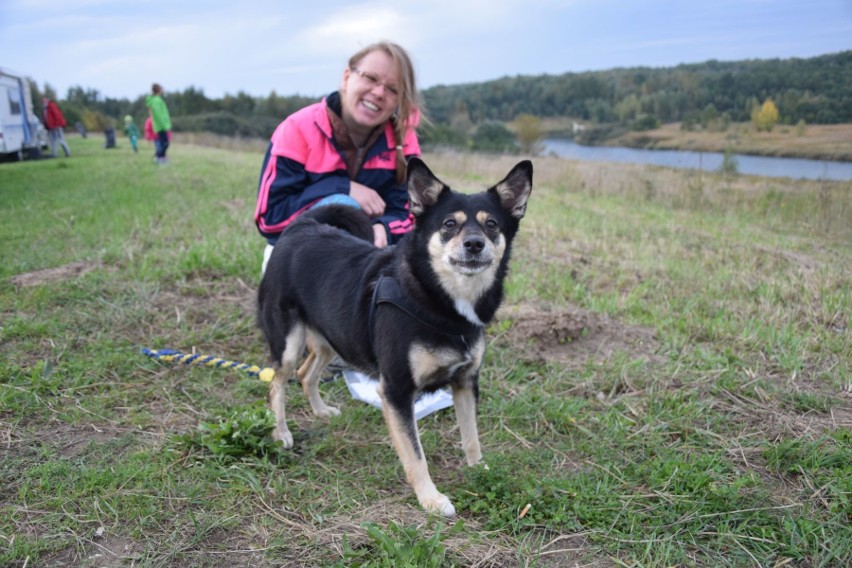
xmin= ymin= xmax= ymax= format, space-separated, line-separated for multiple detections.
xmin=8 ymin=90 xmax=21 ymax=115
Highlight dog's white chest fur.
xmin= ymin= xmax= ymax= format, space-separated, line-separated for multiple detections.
xmin=454 ymin=299 xmax=484 ymax=326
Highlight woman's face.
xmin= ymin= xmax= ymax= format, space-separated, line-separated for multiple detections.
xmin=340 ymin=49 xmax=400 ymax=134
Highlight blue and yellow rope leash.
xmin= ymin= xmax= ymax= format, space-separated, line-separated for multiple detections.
xmin=141 ymin=347 xmax=275 ymax=382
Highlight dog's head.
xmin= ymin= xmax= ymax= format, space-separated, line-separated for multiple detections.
xmin=406 ymin=157 xmax=533 ymax=318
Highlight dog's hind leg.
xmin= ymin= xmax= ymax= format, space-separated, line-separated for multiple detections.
xmin=378 ymin=379 xmax=455 ymax=517
xmin=268 ymin=324 xmax=305 ymax=448
xmin=298 ymin=333 xmax=341 ymax=418
xmin=296 ymin=350 xmax=316 ymax=379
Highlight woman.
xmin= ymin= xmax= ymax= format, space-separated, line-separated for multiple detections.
xmin=254 ymin=41 xmax=424 ymax=273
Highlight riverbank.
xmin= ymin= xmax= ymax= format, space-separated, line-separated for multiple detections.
xmin=540 ymin=138 xmax=852 ymax=181
xmin=605 ymin=122 xmax=852 ymax=162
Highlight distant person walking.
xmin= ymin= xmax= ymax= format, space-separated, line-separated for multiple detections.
xmin=43 ymin=98 xmax=70 ymax=157
xmin=145 ymin=83 xmax=172 ymax=164
xmin=123 ymin=115 xmax=140 ymax=153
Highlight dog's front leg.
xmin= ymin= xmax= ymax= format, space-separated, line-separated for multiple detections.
xmin=452 ymin=381 xmax=482 ymax=466
xmin=378 ymin=380 xmax=456 ymax=517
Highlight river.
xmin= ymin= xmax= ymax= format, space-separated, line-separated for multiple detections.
xmin=542 ymin=139 xmax=852 ymax=182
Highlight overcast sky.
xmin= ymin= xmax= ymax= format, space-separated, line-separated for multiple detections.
xmin=1 ymin=0 xmax=850 ymax=101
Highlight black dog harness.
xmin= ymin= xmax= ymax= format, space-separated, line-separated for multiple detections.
xmin=368 ymin=275 xmax=483 ymax=352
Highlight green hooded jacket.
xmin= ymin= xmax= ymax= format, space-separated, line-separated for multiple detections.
xmin=146 ymin=94 xmax=172 ymax=132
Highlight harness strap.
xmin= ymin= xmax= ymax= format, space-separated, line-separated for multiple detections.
xmin=368 ymin=275 xmax=482 ymax=353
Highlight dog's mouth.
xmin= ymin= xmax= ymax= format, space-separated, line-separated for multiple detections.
xmin=450 ymin=257 xmax=492 ymax=274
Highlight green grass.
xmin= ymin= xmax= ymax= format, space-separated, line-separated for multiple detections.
xmin=1 ymin=136 xmax=850 ymax=566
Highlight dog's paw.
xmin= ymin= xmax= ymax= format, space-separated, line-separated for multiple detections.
xmin=313 ymin=405 xmax=341 ymax=419
xmin=465 ymin=454 xmax=485 ymax=467
xmin=273 ymin=428 xmax=294 ymax=449
xmin=422 ymin=494 xmax=456 ymax=518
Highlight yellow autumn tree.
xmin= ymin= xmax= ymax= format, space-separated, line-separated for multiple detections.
xmin=511 ymin=114 xmax=544 ymax=155
xmin=751 ymin=99 xmax=780 ymax=132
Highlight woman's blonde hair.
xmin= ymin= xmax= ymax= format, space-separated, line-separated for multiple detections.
xmin=347 ymin=41 xmax=425 ymax=184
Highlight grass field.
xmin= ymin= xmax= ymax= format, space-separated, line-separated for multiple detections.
xmin=1 ymin=136 xmax=850 ymax=567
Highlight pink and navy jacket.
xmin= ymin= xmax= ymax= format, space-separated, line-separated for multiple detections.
xmin=254 ymin=92 xmax=421 ymax=245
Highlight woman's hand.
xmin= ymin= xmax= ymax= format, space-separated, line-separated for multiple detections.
xmin=350 ymin=181 xmax=386 ymax=217
xmin=372 ymin=223 xmax=388 ymax=248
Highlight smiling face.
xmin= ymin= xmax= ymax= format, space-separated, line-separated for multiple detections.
xmin=340 ymin=49 xmax=400 ymax=139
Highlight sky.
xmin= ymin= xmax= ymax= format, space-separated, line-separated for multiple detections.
xmin=1 ymin=0 xmax=850 ymax=102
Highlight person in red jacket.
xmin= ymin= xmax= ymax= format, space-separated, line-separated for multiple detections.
xmin=254 ymin=41 xmax=424 ymax=274
xmin=43 ymin=98 xmax=70 ymax=157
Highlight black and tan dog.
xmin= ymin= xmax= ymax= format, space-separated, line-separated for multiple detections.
xmin=257 ymin=157 xmax=533 ymax=516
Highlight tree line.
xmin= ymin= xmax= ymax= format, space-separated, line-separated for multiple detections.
xmin=426 ymin=50 xmax=850 ymax=127
xmin=32 ymin=50 xmax=851 ymax=149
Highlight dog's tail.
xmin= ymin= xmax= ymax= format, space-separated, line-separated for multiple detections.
xmin=297 ymin=204 xmax=375 ymax=243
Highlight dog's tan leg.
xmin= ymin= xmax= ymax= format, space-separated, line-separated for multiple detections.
xmin=269 ymin=326 xmax=304 ymax=448
xmin=269 ymin=369 xmax=293 ymax=448
xmin=452 ymin=384 xmax=482 ymax=466
xmin=378 ymin=380 xmax=455 ymax=517
xmin=296 ymin=350 xmax=315 ymax=379
xmin=298 ymin=335 xmax=340 ymax=418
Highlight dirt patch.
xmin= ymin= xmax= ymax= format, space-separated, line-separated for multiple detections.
xmin=10 ymin=261 xmax=100 ymax=287
xmin=37 ymin=533 xmax=141 ymax=568
xmin=495 ymin=303 xmax=660 ymax=367
xmin=1 ymin=420 xmax=137 ymax=462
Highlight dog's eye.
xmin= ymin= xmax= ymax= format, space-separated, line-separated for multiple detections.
xmin=444 ymin=219 xmax=457 ymax=229
xmin=485 ymin=219 xmax=498 ymax=230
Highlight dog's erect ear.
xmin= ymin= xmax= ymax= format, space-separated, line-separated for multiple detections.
xmin=492 ymin=160 xmax=533 ymax=219
xmin=407 ymin=157 xmax=447 ymax=216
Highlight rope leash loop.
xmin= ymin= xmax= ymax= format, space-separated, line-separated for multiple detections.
xmin=141 ymin=347 xmax=275 ymax=382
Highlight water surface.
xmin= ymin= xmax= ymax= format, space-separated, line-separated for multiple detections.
xmin=542 ymin=139 xmax=852 ymax=181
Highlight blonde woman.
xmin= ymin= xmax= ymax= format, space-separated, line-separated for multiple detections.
xmin=254 ymin=41 xmax=424 ymax=273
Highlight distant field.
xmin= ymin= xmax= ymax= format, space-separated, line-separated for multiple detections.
xmin=612 ymin=122 xmax=852 ymax=162
xmin=1 ymin=138 xmax=850 ymax=566
xmin=539 ymin=117 xmax=852 ymax=162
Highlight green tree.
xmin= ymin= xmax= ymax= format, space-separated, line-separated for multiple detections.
xmin=701 ymin=103 xmax=718 ymax=129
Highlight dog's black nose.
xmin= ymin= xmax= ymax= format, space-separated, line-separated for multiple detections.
xmin=464 ymin=235 xmax=486 ymax=254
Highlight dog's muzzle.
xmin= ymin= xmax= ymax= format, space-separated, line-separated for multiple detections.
xmin=450 ymin=235 xmax=494 ymax=273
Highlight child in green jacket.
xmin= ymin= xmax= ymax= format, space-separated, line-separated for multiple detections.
xmin=123 ymin=115 xmax=140 ymax=153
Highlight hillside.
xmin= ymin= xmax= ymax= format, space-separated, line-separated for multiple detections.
xmin=422 ymin=50 xmax=852 ymax=126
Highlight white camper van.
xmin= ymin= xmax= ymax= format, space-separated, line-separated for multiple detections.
xmin=0 ymin=67 xmax=48 ymax=160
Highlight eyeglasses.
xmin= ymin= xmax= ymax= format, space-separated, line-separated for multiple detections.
xmin=350 ymin=67 xmax=400 ymax=97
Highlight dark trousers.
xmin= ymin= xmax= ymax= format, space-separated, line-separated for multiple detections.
xmin=156 ymin=131 xmax=170 ymax=158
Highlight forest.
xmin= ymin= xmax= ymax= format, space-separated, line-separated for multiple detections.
xmin=34 ymin=50 xmax=852 ymax=147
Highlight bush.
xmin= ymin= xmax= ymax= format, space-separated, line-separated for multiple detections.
xmin=632 ymin=114 xmax=660 ymax=131
xmin=471 ymin=121 xmax=517 ymax=153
